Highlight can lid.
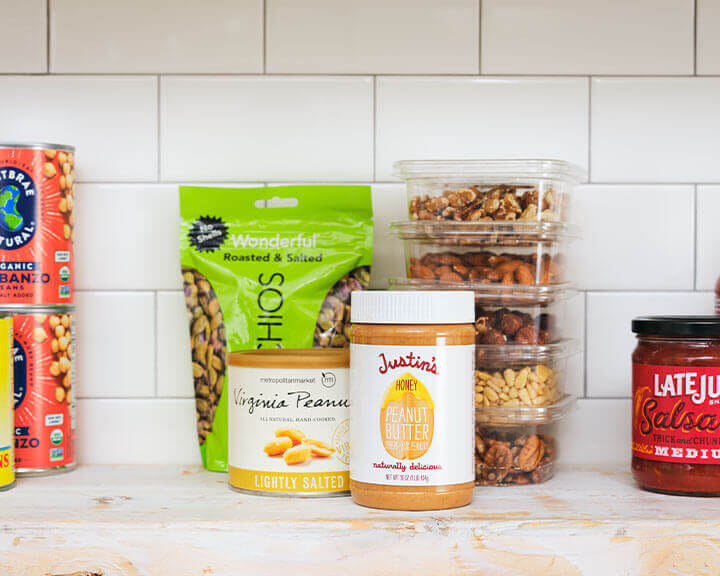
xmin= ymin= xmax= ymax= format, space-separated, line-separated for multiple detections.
xmin=0 ymin=142 xmax=75 ymax=152
xmin=351 ymin=290 xmax=474 ymax=325
xmin=632 ymin=316 xmax=720 ymax=338
xmin=229 ymin=348 xmax=349 ymax=368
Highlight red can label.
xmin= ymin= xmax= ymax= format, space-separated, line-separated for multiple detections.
xmin=633 ymin=364 xmax=720 ymax=464
xmin=0 ymin=147 xmax=74 ymax=305
xmin=13 ymin=311 xmax=75 ymax=470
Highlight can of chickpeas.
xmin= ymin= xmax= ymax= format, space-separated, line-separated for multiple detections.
xmin=0 ymin=314 xmax=15 ymax=490
xmin=11 ymin=306 xmax=75 ymax=475
xmin=0 ymin=143 xmax=75 ymax=306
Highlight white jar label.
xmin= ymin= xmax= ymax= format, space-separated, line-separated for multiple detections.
xmin=350 ymin=344 xmax=474 ymax=486
xmin=228 ymin=366 xmax=350 ymax=494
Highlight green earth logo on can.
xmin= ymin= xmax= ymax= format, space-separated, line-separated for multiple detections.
xmin=0 ymin=167 xmax=36 ymax=250
xmin=0 ymin=185 xmax=23 ymax=232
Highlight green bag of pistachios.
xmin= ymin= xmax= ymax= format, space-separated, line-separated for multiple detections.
xmin=179 ymin=185 xmax=373 ymax=471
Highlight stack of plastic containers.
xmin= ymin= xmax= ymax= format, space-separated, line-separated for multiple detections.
xmin=390 ymin=159 xmax=583 ymax=486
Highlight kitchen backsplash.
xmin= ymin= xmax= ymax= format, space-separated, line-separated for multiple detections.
xmin=1 ymin=0 xmax=716 ymax=465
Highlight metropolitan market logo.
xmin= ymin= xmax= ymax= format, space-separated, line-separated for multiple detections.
xmin=0 ymin=166 xmax=37 ymax=250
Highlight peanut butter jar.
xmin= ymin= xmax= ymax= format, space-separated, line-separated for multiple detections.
xmin=349 ymin=290 xmax=476 ymax=511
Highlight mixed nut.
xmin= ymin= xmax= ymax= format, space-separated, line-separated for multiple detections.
xmin=410 ymin=185 xmax=557 ymax=222
xmin=475 ymin=426 xmax=556 ymax=486
xmin=314 ymin=266 xmax=370 ymax=348
xmin=475 ymin=365 xmax=558 ymax=407
xmin=182 ymin=267 xmax=227 ymax=445
xmin=475 ymin=307 xmax=553 ymax=345
xmin=408 ymin=252 xmax=562 ymax=285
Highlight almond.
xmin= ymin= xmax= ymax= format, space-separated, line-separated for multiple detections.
xmin=515 ymin=264 xmax=535 ymax=285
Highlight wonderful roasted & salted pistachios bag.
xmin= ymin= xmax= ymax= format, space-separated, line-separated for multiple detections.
xmin=179 ymin=185 xmax=373 ymax=471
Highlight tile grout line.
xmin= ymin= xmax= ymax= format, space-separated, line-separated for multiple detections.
xmin=587 ymin=76 xmax=592 ymax=180
xmin=263 ymin=0 xmax=267 ymax=74
xmin=154 ymin=291 xmax=159 ymax=397
xmin=45 ymin=0 xmax=50 ymax=73
xmin=156 ymin=75 xmax=161 ymax=182
xmin=372 ymin=76 xmax=377 ymax=181
xmin=694 ymin=0 xmax=698 ymax=75
xmin=583 ymin=291 xmax=588 ymax=399
xmin=3 ymin=72 xmax=719 ymax=78
xmin=693 ymin=185 xmax=698 ymax=290
xmin=478 ymin=0 xmax=482 ymax=74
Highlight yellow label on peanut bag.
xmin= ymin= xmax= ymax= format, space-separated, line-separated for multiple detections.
xmin=0 ymin=317 xmax=14 ymax=488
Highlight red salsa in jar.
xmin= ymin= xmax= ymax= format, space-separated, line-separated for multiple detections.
xmin=632 ymin=316 xmax=720 ymax=496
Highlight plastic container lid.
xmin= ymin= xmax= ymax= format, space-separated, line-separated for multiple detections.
xmin=475 ymin=394 xmax=576 ymax=426
xmin=632 ymin=316 xmax=720 ymax=338
xmin=351 ymin=290 xmax=474 ymax=325
xmin=393 ymin=159 xmax=585 ymax=183
xmin=392 ymin=220 xmax=578 ymax=242
xmin=389 ymin=278 xmax=575 ymax=305
xmin=475 ymin=340 xmax=580 ymax=364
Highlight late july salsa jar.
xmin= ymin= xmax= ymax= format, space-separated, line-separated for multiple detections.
xmin=632 ymin=316 xmax=720 ymax=496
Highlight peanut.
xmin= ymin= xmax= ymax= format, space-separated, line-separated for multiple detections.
xmin=55 ymin=386 xmax=66 ymax=403
xmin=275 ymin=428 xmax=305 ymax=446
xmin=264 ymin=437 xmax=293 ymax=457
xmin=304 ymin=439 xmax=335 ymax=458
xmin=282 ymin=444 xmax=312 ymax=465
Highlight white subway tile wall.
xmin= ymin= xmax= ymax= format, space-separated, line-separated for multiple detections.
xmin=50 ymin=0 xmax=263 ymax=73
xmin=266 ymin=0 xmax=479 ymax=74
xmin=482 ymin=0 xmax=694 ymax=75
xmin=1 ymin=0 xmax=714 ymax=465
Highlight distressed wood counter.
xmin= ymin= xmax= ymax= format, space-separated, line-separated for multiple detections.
xmin=1 ymin=464 xmax=718 ymax=575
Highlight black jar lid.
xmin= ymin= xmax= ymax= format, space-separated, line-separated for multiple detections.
xmin=632 ymin=316 xmax=720 ymax=337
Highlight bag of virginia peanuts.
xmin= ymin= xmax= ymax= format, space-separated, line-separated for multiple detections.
xmin=179 ymin=185 xmax=373 ymax=471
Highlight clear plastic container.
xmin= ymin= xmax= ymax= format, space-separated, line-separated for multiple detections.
xmin=389 ymin=280 xmax=575 ymax=345
xmin=474 ymin=340 xmax=578 ymax=407
xmin=394 ymin=159 xmax=584 ymax=223
xmin=393 ymin=221 xmax=573 ymax=286
xmin=475 ymin=395 xmax=574 ymax=486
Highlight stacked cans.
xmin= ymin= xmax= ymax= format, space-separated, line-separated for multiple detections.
xmin=0 ymin=143 xmax=76 ymax=481
xmin=389 ymin=159 xmax=582 ymax=486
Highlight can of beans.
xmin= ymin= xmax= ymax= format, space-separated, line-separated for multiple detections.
xmin=0 ymin=314 xmax=14 ymax=490
xmin=0 ymin=143 xmax=75 ymax=306
xmin=11 ymin=306 xmax=75 ymax=475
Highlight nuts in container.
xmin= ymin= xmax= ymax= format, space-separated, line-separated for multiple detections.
xmin=475 ymin=396 xmax=574 ymax=486
xmin=475 ymin=341 xmax=576 ymax=407
xmin=389 ymin=280 xmax=574 ymax=345
xmin=394 ymin=159 xmax=583 ymax=223
xmin=393 ymin=221 xmax=572 ymax=286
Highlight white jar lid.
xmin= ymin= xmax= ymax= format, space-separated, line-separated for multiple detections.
xmin=351 ymin=290 xmax=474 ymax=325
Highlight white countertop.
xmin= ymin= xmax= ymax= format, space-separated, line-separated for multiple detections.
xmin=1 ymin=464 xmax=718 ymax=575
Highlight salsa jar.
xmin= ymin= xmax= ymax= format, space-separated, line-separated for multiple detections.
xmin=632 ymin=316 xmax=720 ymax=495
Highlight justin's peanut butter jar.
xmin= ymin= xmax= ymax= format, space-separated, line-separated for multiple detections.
xmin=349 ymin=290 xmax=475 ymax=510
xmin=228 ymin=348 xmax=350 ymax=496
